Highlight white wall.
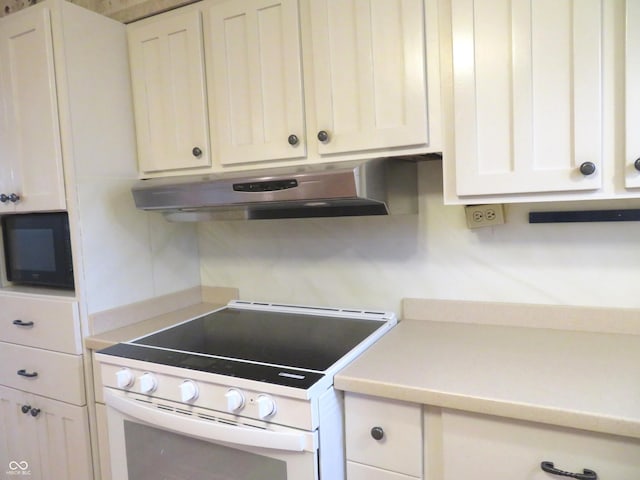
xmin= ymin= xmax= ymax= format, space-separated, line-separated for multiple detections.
xmin=198 ymin=160 xmax=640 ymax=314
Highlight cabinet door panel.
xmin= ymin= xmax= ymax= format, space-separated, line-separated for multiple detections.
xmin=207 ymin=0 xmax=306 ymax=165
xmin=0 ymin=385 xmax=92 ymax=480
xmin=309 ymin=0 xmax=428 ymax=154
xmin=0 ymin=6 xmax=66 ymax=211
xmin=440 ymin=410 xmax=640 ymax=480
xmin=626 ymin=0 xmax=640 ymax=188
xmin=0 ymin=387 xmax=41 ymax=478
xmin=128 ymin=9 xmax=211 ymax=173
xmin=452 ymin=0 xmax=603 ymax=196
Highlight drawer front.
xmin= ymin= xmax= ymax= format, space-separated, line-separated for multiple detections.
xmin=345 ymin=393 xmax=422 ymax=477
xmin=0 ymin=295 xmax=81 ymax=354
xmin=0 ymin=342 xmax=85 ymax=405
xmin=441 ymin=410 xmax=640 ymax=480
xmin=347 ymin=462 xmax=419 ymax=480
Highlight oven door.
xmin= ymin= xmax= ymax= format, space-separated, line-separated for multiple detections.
xmin=104 ymin=389 xmax=319 ymax=480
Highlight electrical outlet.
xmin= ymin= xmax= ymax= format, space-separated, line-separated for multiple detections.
xmin=465 ymin=204 xmax=505 ymax=229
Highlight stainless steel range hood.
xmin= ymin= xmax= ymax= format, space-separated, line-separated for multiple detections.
xmin=131 ymin=158 xmax=418 ymax=221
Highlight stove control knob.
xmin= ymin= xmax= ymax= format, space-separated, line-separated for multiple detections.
xmin=180 ymin=380 xmax=199 ymax=402
xmin=225 ymin=389 xmax=245 ymax=413
xmin=115 ymin=368 xmax=134 ymax=389
xmin=256 ymin=394 xmax=276 ymax=419
xmin=139 ymin=372 xmax=157 ymax=394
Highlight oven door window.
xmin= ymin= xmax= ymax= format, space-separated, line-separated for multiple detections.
xmin=107 ymin=407 xmax=318 ymax=480
xmin=125 ymin=421 xmax=287 ymax=479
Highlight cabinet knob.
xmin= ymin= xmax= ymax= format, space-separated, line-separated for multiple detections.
xmin=17 ymin=369 xmax=38 ymax=378
xmin=192 ymin=147 xmax=203 ymax=157
xmin=8 ymin=193 xmax=20 ymax=203
xmin=634 ymin=158 xmax=640 ymax=172
xmin=370 ymin=426 xmax=384 ymax=441
xmin=540 ymin=461 xmax=597 ymax=480
xmin=287 ymin=134 xmax=299 ymax=146
xmin=0 ymin=194 xmax=8 ymax=203
xmin=30 ymin=408 xmax=41 ymax=418
xmin=317 ymin=130 xmax=330 ymax=143
xmin=21 ymin=405 xmax=31 ymax=414
xmin=579 ymin=162 xmax=596 ymax=176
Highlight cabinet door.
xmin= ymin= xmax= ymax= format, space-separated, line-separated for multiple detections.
xmin=451 ymin=0 xmax=603 ymax=196
xmin=626 ymin=0 xmax=640 ymax=188
xmin=439 ymin=410 xmax=640 ymax=480
xmin=309 ymin=0 xmax=428 ymax=155
xmin=128 ymin=8 xmax=211 ymax=174
xmin=206 ymin=0 xmax=306 ymax=165
xmin=0 ymin=385 xmax=93 ymax=480
xmin=0 ymin=386 xmax=41 ymax=477
xmin=0 ymin=5 xmax=66 ymax=212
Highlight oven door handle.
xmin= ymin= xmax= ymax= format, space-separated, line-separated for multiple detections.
xmin=104 ymin=389 xmax=317 ymax=453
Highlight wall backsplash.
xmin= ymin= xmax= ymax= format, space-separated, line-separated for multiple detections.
xmin=198 ymin=160 xmax=640 ymax=315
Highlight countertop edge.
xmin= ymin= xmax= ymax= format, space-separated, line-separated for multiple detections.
xmin=334 ymin=376 xmax=640 ymax=440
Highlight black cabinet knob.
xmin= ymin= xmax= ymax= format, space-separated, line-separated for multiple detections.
xmin=8 ymin=193 xmax=20 ymax=203
xmin=579 ymin=162 xmax=596 ymax=176
xmin=317 ymin=130 xmax=330 ymax=143
xmin=17 ymin=369 xmax=38 ymax=378
xmin=30 ymin=408 xmax=41 ymax=418
xmin=634 ymin=158 xmax=640 ymax=172
xmin=192 ymin=147 xmax=203 ymax=157
xmin=370 ymin=426 xmax=384 ymax=441
xmin=0 ymin=194 xmax=8 ymax=203
xmin=288 ymin=134 xmax=299 ymax=146
xmin=21 ymin=405 xmax=31 ymax=414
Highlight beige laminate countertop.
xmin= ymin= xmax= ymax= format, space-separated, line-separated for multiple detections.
xmin=335 ymin=318 xmax=640 ymax=440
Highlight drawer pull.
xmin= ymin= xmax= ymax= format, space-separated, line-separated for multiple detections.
xmin=370 ymin=426 xmax=385 ymax=441
xmin=21 ymin=405 xmax=31 ymax=414
xmin=541 ymin=461 xmax=597 ymax=480
xmin=12 ymin=319 xmax=34 ymax=327
xmin=17 ymin=369 xmax=38 ymax=378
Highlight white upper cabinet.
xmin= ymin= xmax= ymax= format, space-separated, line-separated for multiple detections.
xmin=0 ymin=5 xmax=66 ymax=212
xmin=308 ymin=0 xmax=429 ymax=156
xmin=626 ymin=0 xmax=640 ymax=188
xmin=206 ymin=0 xmax=306 ymax=166
xmin=129 ymin=0 xmax=438 ymax=176
xmin=128 ymin=7 xmax=211 ymax=174
xmin=448 ymin=0 xmax=603 ymax=197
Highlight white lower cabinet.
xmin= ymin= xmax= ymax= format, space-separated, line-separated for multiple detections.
xmin=344 ymin=393 xmax=423 ymax=479
xmin=436 ymin=409 xmax=640 ymax=480
xmin=0 ymin=385 xmax=93 ymax=480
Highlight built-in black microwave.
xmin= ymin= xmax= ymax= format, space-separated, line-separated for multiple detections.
xmin=1 ymin=212 xmax=74 ymax=290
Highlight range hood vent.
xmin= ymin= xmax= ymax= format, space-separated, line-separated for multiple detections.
xmin=132 ymin=158 xmax=418 ymax=221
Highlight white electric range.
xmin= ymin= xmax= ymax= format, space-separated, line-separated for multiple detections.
xmin=95 ymin=300 xmax=397 ymax=480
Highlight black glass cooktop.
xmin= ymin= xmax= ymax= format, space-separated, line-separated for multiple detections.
xmin=98 ymin=307 xmax=386 ymax=389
